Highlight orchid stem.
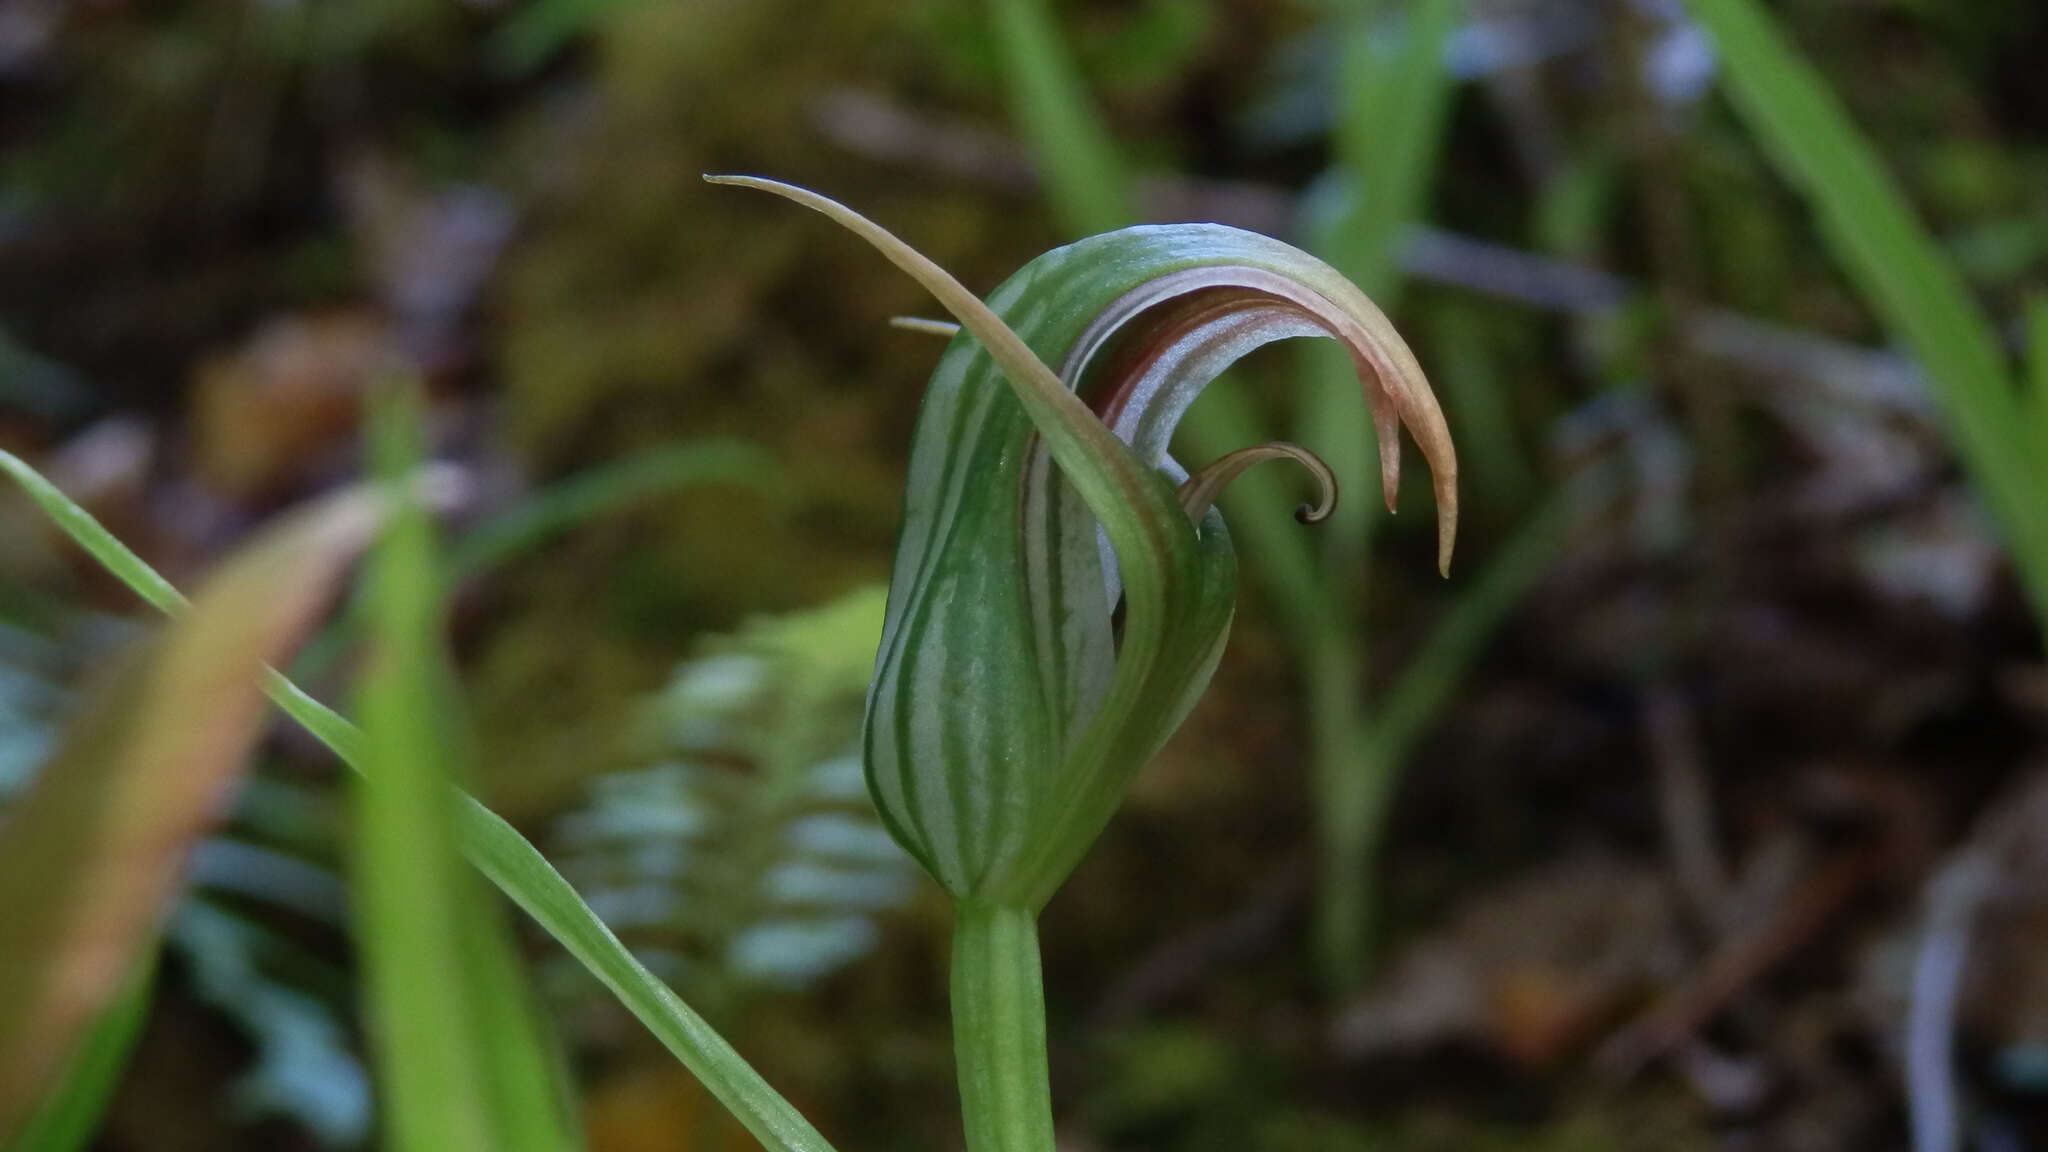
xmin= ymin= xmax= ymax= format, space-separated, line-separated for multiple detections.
xmin=951 ymin=903 xmax=1056 ymax=1152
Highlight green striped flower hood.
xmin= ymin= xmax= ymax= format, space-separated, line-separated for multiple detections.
xmin=713 ymin=177 xmax=1456 ymax=911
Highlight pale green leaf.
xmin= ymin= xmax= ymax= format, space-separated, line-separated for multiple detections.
xmin=0 ymin=479 xmax=397 ymax=1140
xmin=352 ymin=383 xmax=578 ymax=1152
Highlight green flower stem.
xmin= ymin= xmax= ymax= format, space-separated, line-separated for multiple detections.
xmin=1305 ymin=634 xmax=1376 ymax=978
xmin=951 ymin=903 xmax=1055 ymax=1152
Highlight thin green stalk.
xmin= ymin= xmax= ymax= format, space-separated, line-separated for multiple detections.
xmin=1326 ymin=474 xmax=1595 ymax=963
xmin=951 ymin=903 xmax=1055 ymax=1152
xmin=0 ymin=449 xmax=839 ymax=1152
xmin=1299 ymin=0 xmax=1462 ymax=986
xmin=1303 ymin=634 xmax=1374 ymax=979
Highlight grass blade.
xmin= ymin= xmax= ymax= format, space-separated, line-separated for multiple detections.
xmin=1321 ymin=472 xmax=1595 ymax=969
xmin=450 ymin=795 xmax=838 ymax=1152
xmin=290 ymin=440 xmax=782 ymax=683
xmin=0 ymin=452 xmax=841 ymax=1152
xmin=984 ymin=0 xmax=1131 ymax=235
xmin=2026 ymin=294 xmax=2048 ymax=460
xmin=0 ymin=451 xmax=183 ymax=615
xmin=1681 ymin=0 xmax=2048 ymax=621
xmin=352 ymin=383 xmax=578 ymax=1152
xmin=446 ymin=439 xmax=782 ymax=580
xmin=1279 ymin=0 xmax=1463 ymax=987
xmin=1319 ymin=0 xmax=1464 ymax=306
xmin=1424 ymin=300 xmax=1534 ymax=514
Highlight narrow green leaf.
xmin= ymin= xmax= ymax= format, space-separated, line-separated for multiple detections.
xmin=1320 ymin=0 xmax=1463 ymax=305
xmin=984 ymin=0 xmax=1132 ymax=235
xmin=0 ymin=452 xmax=840 ymax=1152
xmin=1681 ymin=0 xmax=2048 ymax=621
xmin=291 ymin=440 xmax=782 ymax=683
xmin=1325 ymin=472 xmax=1600 ymax=972
xmin=1422 ymin=300 xmax=1534 ymax=514
xmin=352 ymin=383 xmax=577 ymax=1152
xmin=2025 ymin=294 xmax=2048 ymax=461
xmin=1361 ymin=473 xmax=1599 ymax=783
xmin=0 ymin=479 xmax=396 ymax=1139
xmin=0 ymin=451 xmax=184 ymax=615
xmin=451 ymin=794 xmax=838 ymax=1152
xmin=446 ymin=439 xmax=783 ymax=580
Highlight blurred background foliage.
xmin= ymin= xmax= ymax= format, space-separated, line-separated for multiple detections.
xmin=3 ymin=0 xmax=2048 ymax=1148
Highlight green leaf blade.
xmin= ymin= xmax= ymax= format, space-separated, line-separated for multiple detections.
xmin=984 ymin=0 xmax=1133 ymax=236
xmin=1682 ymin=0 xmax=2048 ymax=619
xmin=2025 ymin=294 xmax=2048 ymax=461
xmin=352 ymin=384 xmax=577 ymax=1152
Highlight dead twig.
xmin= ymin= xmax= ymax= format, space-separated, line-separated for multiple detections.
xmin=1645 ymin=685 xmax=1735 ymax=935
xmin=1593 ymin=850 xmax=1875 ymax=1080
xmin=1906 ymin=855 xmax=1992 ymax=1152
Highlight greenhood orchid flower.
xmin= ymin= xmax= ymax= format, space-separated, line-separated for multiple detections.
xmin=710 ymin=176 xmax=1456 ymax=914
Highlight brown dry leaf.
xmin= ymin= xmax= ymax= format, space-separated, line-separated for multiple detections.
xmin=190 ymin=311 xmax=393 ymax=498
xmin=0 ymin=486 xmax=398 ymax=1138
xmin=1332 ymin=853 xmax=1684 ymax=1068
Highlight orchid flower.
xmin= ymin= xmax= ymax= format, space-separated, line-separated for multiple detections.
xmin=712 ymin=176 xmax=1455 ymax=907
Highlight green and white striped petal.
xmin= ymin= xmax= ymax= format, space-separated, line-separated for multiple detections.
xmin=710 ymin=177 xmax=1455 ymax=909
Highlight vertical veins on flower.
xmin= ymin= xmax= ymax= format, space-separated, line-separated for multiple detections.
xmin=708 ymin=176 xmax=1456 ymax=910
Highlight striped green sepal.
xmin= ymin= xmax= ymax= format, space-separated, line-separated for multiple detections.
xmin=711 ymin=177 xmax=1456 ymax=910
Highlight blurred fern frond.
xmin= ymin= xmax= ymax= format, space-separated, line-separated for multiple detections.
xmin=548 ymin=586 xmax=912 ymax=1016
